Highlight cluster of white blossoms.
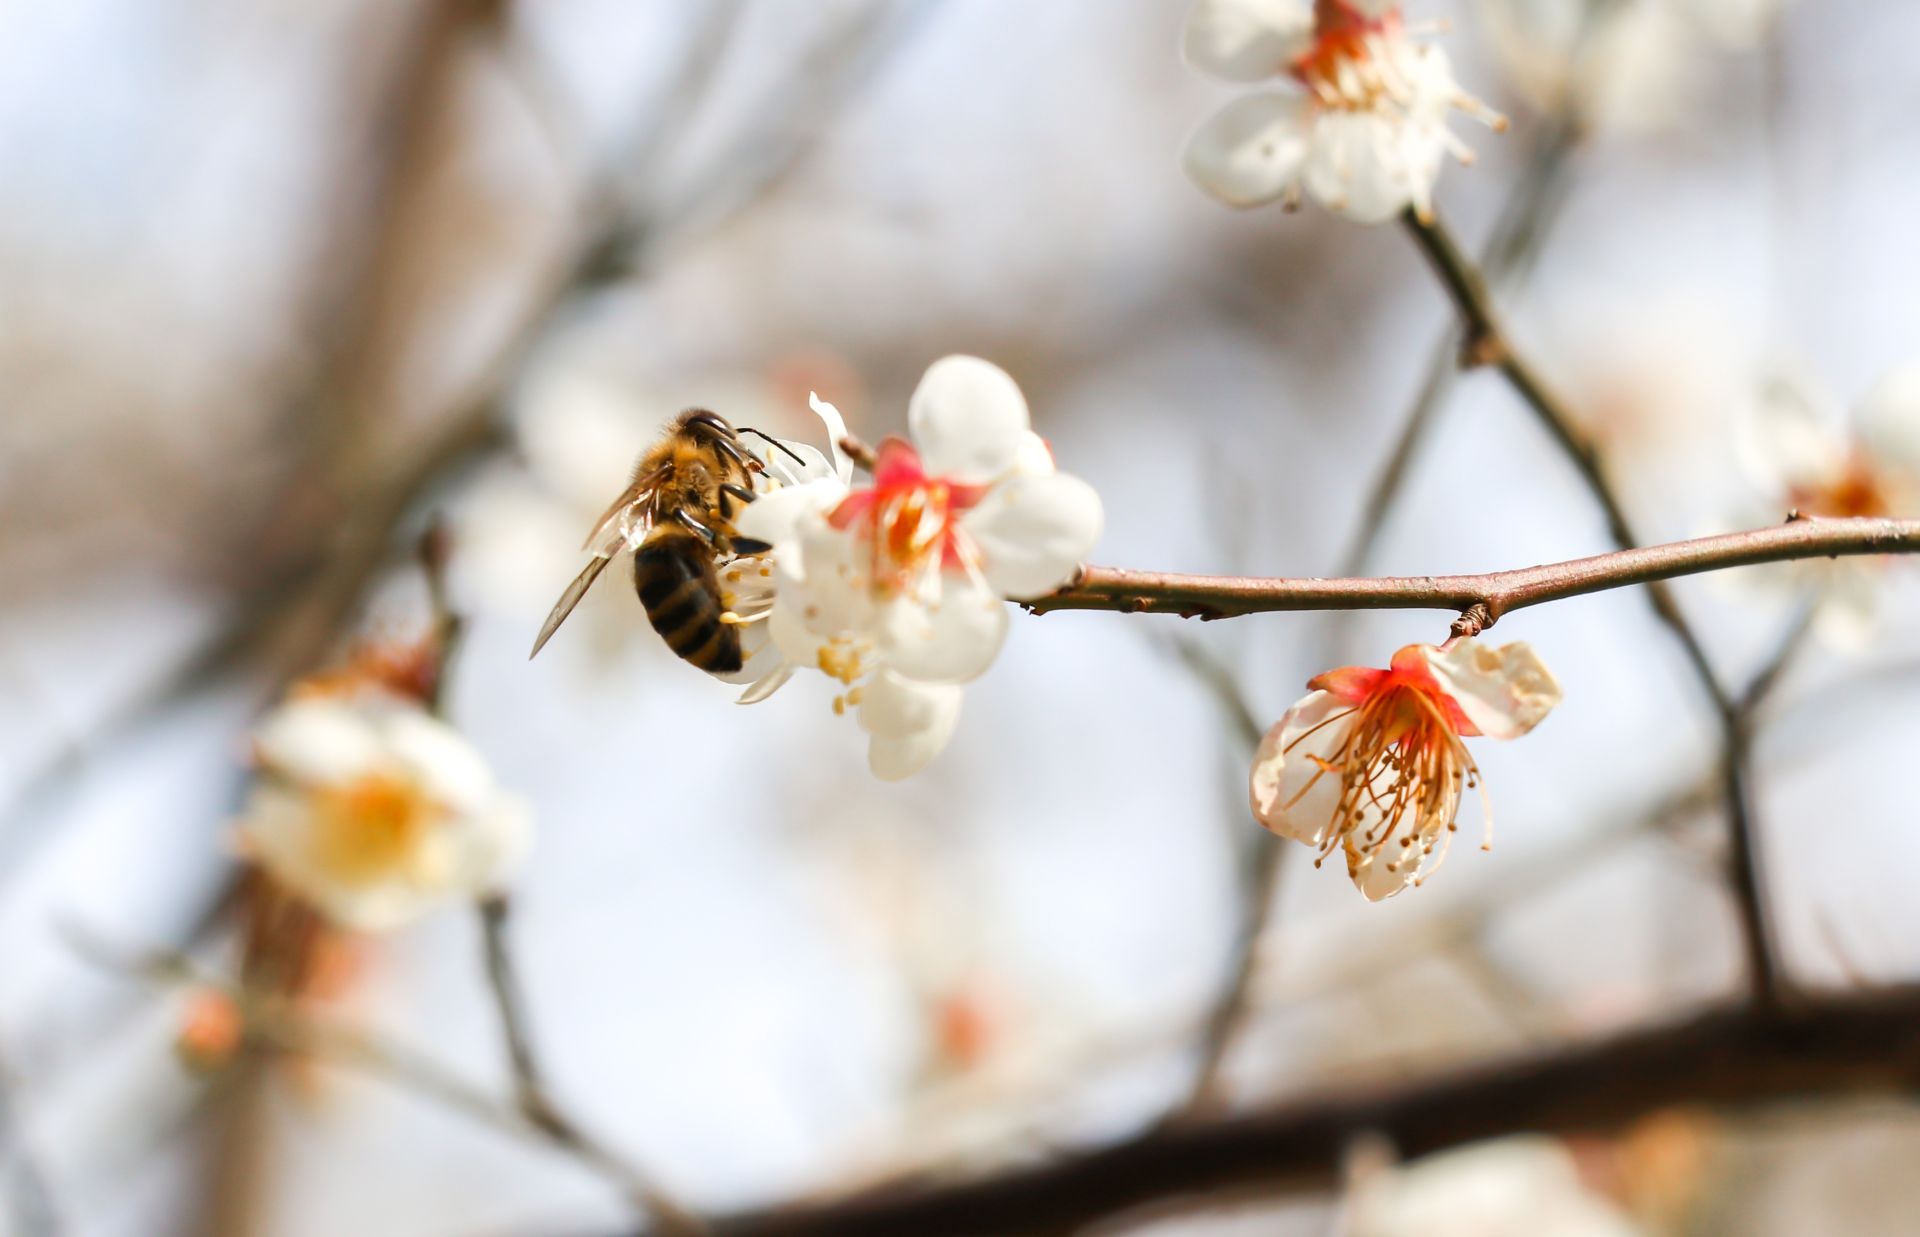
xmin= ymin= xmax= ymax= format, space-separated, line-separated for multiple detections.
xmin=733 ymin=356 xmax=1104 ymax=779
xmin=1250 ymin=639 xmax=1561 ymax=900
xmin=235 ymin=673 xmax=531 ymax=932
xmin=1182 ymin=0 xmax=1503 ymax=223
xmin=1737 ymin=363 xmax=1920 ymax=646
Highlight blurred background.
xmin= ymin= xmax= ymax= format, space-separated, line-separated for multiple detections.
xmin=3 ymin=1 xmax=1919 ymax=1233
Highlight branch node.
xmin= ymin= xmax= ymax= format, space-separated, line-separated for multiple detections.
xmin=837 ymin=434 xmax=876 ymax=472
xmin=1459 ymin=330 xmax=1508 ymax=370
xmin=1450 ymin=602 xmax=1495 ymax=640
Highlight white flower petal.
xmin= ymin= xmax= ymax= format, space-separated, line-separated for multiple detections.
xmin=1812 ymin=562 xmax=1883 ymax=651
xmin=1350 ymin=839 xmax=1422 ymax=902
xmin=735 ymin=478 xmax=847 ymax=571
xmin=253 ymin=699 xmax=383 ymax=788
xmin=859 ymin=672 xmax=963 ymax=781
xmin=874 ymin=572 xmax=1008 ymax=685
xmin=768 ymin=588 xmax=832 ymax=667
xmin=381 ymin=710 xmax=497 ymax=814
xmin=1011 ymin=432 xmax=1056 ymax=477
xmin=1182 ymin=92 xmax=1312 ymax=209
xmin=442 ymin=793 xmax=533 ymax=898
xmin=908 ymin=356 xmax=1032 ymax=484
xmin=961 ymin=473 xmax=1104 ymax=600
xmin=1740 ymin=370 xmax=1846 ymax=496
xmin=1855 ymin=363 xmax=1920 ymax=481
xmin=713 ymin=607 xmax=781 ymax=687
xmin=1249 ymin=690 xmax=1354 ymax=845
xmin=1423 ymin=641 xmax=1562 ymax=741
xmin=735 ymin=664 xmax=795 ymax=705
xmin=1303 ymin=109 xmax=1435 ymax=224
xmin=809 ymin=392 xmax=855 ymax=483
xmin=1181 ymin=0 xmax=1313 ymax=83
xmin=796 ymin=514 xmax=877 ymax=634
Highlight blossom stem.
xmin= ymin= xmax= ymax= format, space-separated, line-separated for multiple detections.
xmin=1032 ymin=516 xmax=1920 ymax=623
xmin=1399 ymin=209 xmax=1782 ymax=1008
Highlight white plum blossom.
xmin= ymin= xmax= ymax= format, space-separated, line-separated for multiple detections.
xmin=739 ymin=356 xmax=1103 ymax=780
xmin=1182 ymin=0 xmax=1502 ymax=223
xmin=1734 ymin=364 xmax=1920 ymax=646
xmin=236 ymin=693 xmax=531 ymax=932
xmin=1250 ymin=640 xmax=1560 ymax=900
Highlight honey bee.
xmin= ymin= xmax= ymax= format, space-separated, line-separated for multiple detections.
xmin=529 ymin=409 xmax=785 ymax=672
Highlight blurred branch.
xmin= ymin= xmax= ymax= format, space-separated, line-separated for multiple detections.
xmin=704 ymin=985 xmax=1920 ymax=1237
xmin=477 ymin=894 xmax=707 ymax=1234
xmin=1400 ymin=210 xmax=1786 ymax=1006
xmin=1033 ymin=517 xmax=1920 ymax=623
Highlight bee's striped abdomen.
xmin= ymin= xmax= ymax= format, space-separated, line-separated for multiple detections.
xmin=634 ymin=533 xmax=742 ymax=674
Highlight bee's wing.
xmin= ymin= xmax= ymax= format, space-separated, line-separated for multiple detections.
xmin=578 ymin=470 xmax=665 ymax=555
xmin=529 ymin=555 xmax=613 ymax=659
xmin=530 ymin=466 xmax=671 ymax=659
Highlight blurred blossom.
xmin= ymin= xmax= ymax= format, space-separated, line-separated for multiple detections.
xmin=1249 ymin=640 xmax=1561 ymax=899
xmin=1734 ymin=363 xmax=1920 ymax=646
xmin=1477 ymin=0 xmax=1791 ymax=135
xmin=1347 ymin=1136 xmax=1644 ymax=1237
xmin=1551 ymin=295 xmax=1744 ymax=463
xmin=235 ymin=687 xmax=530 ymax=932
xmin=1182 ymin=0 xmax=1501 ymax=222
xmin=174 ymin=988 xmax=244 ymax=1072
xmin=742 ymin=356 xmax=1102 ymax=780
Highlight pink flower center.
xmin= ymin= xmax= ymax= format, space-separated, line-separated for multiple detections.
xmin=828 ymin=438 xmax=988 ymax=595
xmin=1290 ymin=644 xmax=1484 ymax=885
xmin=1789 ymin=453 xmax=1894 ymax=520
xmin=1291 ymin=2 xmax=1402 ymax=106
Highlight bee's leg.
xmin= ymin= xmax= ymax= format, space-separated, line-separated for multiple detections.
xmin=721 ymin=483 xmax=756 ymax=506
xmin=674 ymin=510 xmax=722 ymax=546
xmin=739 ymin=427 xmax=806 ymax=466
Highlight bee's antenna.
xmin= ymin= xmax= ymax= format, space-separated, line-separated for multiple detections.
xmin=738 ymin=426 xmax=807 ymax=466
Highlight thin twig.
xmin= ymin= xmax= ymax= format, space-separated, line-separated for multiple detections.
xmin=476 ymin=895 xmax=709 ymax=1235
xmin=71 ymin=929 xmax=702 ymax=1235
xmin=1033 ymin=516 xmax=1920 ymax=623
xmin=1335 ymin=116 xmax=1581 ymax=581
xmin=1396 ymin=210 xmax=1786 ymax=1009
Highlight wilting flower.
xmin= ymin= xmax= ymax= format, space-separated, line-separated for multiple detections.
xmin=1182 ymin=0 xmax=1502 ymax=222
xmin=1250 ymin=640 xmax=1560 ymax=900
xmin=236 ymin=693 xmax=531 ymax=931
xmin=1736 ymin=364 xmax=1920 ymax=645
xmin=739 ymin=356 xmax=1102 ymax=779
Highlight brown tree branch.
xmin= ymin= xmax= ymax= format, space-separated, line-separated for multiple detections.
xmin=703 ymin=986 xmax=1920 ymax=1237
xmin=1032 ymin=516 xmax=1920 ymax=624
